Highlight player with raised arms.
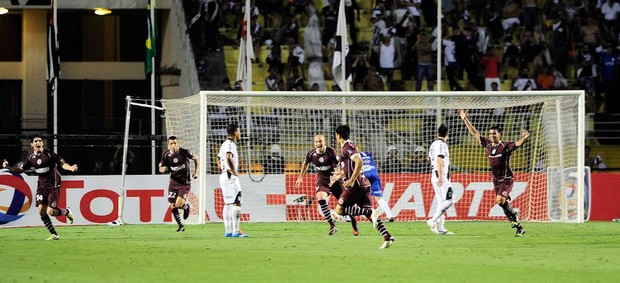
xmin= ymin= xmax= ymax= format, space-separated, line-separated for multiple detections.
xmin=426 ymin=124 xmax=455 ymax=235
xmin=295 ymin=134 xmax=359 ymax=236
xmin=2 ymin=134 xmax=76 ymax=240
xmin=459 ymin=109 xmax=528 ymax=237
xmin=331 ymin=125 xmax=395 ymax=249
xmin=158 ymin=136 xmax=199 ymax=232
xmin=360 ymin=151 xmax=395 ymax=222
xmin=217 ymin=123 xmax=249 ymax=238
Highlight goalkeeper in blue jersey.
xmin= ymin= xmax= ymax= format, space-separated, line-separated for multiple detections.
xmin=361 ymin=151 xmax=395 ymax=222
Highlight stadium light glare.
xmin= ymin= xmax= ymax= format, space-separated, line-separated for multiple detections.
xmin=94 ymin=8 xmax=112 ymax=16
xmin=0 ymin=7 xmax=9 ymax=15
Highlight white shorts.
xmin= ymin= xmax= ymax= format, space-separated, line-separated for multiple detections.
xmin=432 ymin=180 xmax=452 ymax=203
xmin=220 ymin=172 xmax=242 ymax=204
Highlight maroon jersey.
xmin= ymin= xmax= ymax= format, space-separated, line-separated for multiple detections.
xmin=479 ymin=136 xmax=520 ymax=181
xmin=20 ymin=149 xmax=65 ymax=191
xmin=305 ymin=147 xmax=340 ymax=186
xmin=340 ymin=140 xmax=371 ymax=188
xmin=159 ymin=148 xmax=196 ymax=185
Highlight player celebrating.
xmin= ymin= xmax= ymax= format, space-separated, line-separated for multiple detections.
xmin=158 ymin=136 xmax=199 ymax=232
xmin=426 ymin=124 xmax=455 ymax=235
xmin=217 ymin=123 xmax=249 ymax=238
xmin=331 ymin=125 xmax=395 ymax=249
xmin=295 ymin=134 xmax=358 ymax=236
xmin=459 ymin=109 xmax=528 ymax=237
xmin=360 ymin=151 xmax=395 ymax=222
xmin=2 ymin=135 xmax=76 ymax=240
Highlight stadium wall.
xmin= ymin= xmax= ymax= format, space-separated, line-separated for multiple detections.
xmin=1 ymin=172 xmax=618 ymax=227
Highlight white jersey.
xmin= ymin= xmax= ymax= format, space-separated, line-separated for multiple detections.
xmin=218 ymin=138 xmax=238 ymax=172
xmin=429 ymin=139 xmax=450 ymax=183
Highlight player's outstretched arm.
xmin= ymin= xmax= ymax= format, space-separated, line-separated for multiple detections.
xmin=2 ymin=159 xmax=24 ymax=173
xmin=458 ymin=109 xmax=480 ymax=140
xmin=61 ymin=162 xmax=78 ymax=172
xmin=295 ymin=161 xmax=309 ymax=188
xmin=515 ymin=129 xmax=530 ymax=147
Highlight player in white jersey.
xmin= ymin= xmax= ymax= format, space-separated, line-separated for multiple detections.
xmin=426 ymin=124 xmax=455 ymax=235
xmin=217 ymin=123 xmax=249 ymax=238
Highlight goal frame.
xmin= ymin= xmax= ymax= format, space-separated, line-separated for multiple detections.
xmin=183 ymin=90 xmax=586 ymax=224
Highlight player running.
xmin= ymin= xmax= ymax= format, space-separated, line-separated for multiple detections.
xmin=459 ymin=109 xmax=528 ymax=237
xmin=2 ymin=135 xmax=76 ymax=240
xmin=158 ymin=136 xmax=199 ymax=232
xmin=295 ymin=134 xmax=359 ymax=236
xmin=331 ymin=125 xmax=394 ymax=249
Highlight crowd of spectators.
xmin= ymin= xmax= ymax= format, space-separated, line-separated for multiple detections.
xmin=185 ymin=0 xmax=620 ymax=114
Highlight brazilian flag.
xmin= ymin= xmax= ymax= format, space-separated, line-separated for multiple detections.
xmin=145 ymin=0 xmax=156 ymax=74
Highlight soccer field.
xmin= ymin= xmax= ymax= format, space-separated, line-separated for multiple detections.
xmin=1 ymin=222 xmax=618 ymax=282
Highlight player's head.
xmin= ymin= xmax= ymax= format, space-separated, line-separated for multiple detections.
xmin=314 ymin=134 xmax=326 ymax=152
xmin=335 ymin=125 xmax=350 ymax=142
xmin=488 ymin=125 xmax=502 ymax=142
xmin=167 ymin=136 xmax=180 ymax=153
xmin=30 ymin=134 xmax=44 ymax=154
xmin=437 ymin=124 xmax=449 ymax=139
xmin=227 ymin=123 xmax=241 ymax=141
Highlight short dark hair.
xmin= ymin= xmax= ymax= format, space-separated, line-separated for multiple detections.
xmin=227 ymin=123 xmax=239 ymax=136
xmin=30 ymin=134 xmax=43 ymax=143
xmin=335 ymin=125 xmax=350 ymax=140
xmin=168 ymin=136 xmax=178 ymax=141
xmin=489 ymin=125 xmax=502 ymax=134
xmin=438 ymin=124 xmax=449 ymax=137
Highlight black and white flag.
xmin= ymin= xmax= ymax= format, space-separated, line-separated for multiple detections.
xmin=46 ymin=0 xmax=60 ymax=92
xmin=331 ymin=0 xmax=351 ymax=91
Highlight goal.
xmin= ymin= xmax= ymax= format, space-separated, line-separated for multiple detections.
xmin=161 ymin=90 xmax=586 ymax=224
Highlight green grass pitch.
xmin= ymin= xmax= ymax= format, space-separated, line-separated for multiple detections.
xmin=1 ymin=221 xmax=619 ymax=282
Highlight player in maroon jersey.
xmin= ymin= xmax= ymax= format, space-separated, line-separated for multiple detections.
xmin=158 ymin=136 xmax=199 ymax=232
xmin=459 ymin=109 xmax=529 ymax=237
xmin=295 ymin=134 xmax=359 ymax=236
xmin=331 ymin=125 xmax=394 ymax=249
xmin=2 ymin=135 xmax=77 ymax=240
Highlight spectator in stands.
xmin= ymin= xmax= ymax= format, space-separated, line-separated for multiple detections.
xmin=484 ymin=3 xmax=503 ymax=43
xmin=382 ymin=145 xmax=404 ymax=173
xmin=397 ymin=0 xmax=422 ymax=28
xmin=522 ymin=0 xmax=539 ymax=31
xmin=287 ymin=44 xmax=304 ymax=78
xmin=379 ymin=33 xmax=397 ymax=87
xmin=279 ymin=16 xmax=300 ymax=44
xmin=502 ymin=35 xmax=521 ymax=80
xmin=352 ymin=51 xmax=371 ymax=91
xmin=501 ymin=0 xmax=521 ymax=30
xmin=550 ymin=14 xmax=569 ymax=75
xmin=320 ymin=0 xmax=338 ymax=46
xmin=599 ymin=43 xmax=618 ymax=112
xmin=258 ymin=0 xmax=283 ymax=28
xmin=204 ymin=0 xmax=222 ymax=52
xmin=266 ymin=44 xmax=284 ymax=75
xmin=370 ymin=9 xmax=388 ymax=67
xmin=512 ymin=68 xmax=537 ymax=91
xmin=310 ymin=82 xmax=320 ymax=91
xmin=409 ymin=145 xmax=430 ymax=173
xmin=536 ymin=66 xmax=556 ymax=90
xmin=287 ymin=67 xmax=306 ymax=91
xmin=345 ymin=0 xmax=360 ymax=44
xmin=443 ymin=34 xmax=463 ymax=91
xmin=585 ymin=145 xmax=607 ymax=170
xmin=480 ymin=47 xmax=501 ymax=91
xmin=263 ymin=144 xmax=285 ymax=174
xmin=221 ymin=77 xmax=233 ymax=91
xmin=363 ymin=66 xmax=386 ymax=91
xmin=581 ymin=17 xmax=601 ymax=50
xmin=265 ymin=67 xmax=280 ymax=91
xmin=416 ymin=32 xmax=434 ymax=91
xmin=599 ymin=0 xmax=620 ymax=44
xmin=576 ymin=44 xmax=598 ymax=109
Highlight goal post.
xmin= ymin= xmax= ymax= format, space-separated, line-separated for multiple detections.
xmin=161 ymin=90 xmax=586 ymax=223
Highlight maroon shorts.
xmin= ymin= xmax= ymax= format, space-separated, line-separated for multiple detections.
xmin=493 ymin=178 xmax=514 ymax=198
xmin=36 ymin=188 xmax=60 ymax=208
xmin=168 ymin=180 xmax=190 ymax=203
xmin=338 ymin=185 xmax=373 ymax=209
xmin=316 ymin=181 xmax=344 ymax=200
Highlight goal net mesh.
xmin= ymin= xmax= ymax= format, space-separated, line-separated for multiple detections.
xmin=161 ymin=91 xmax=583 ymax=223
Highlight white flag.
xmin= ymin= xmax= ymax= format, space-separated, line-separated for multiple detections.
xmin=236 ymin=0 xmax=254 ymax=91
xmin=331 ymin=0 xmax=351 ymax=91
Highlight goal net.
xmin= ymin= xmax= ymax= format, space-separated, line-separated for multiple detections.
xmin=161 ymin=90 xmax=585 ymax=224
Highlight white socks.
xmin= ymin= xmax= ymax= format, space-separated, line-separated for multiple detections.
xmin=377 ymin=198 xmax=394 ymax=218
xmin=431 ymin=199 xmax=454 ymax=224
xmin=223 ymin=205 xmax=232 ymax=234
xmin=231 ymin=205 xmax=241 ymax=234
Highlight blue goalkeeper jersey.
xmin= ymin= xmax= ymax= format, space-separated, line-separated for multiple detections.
xmin=361 ymin=152 xmax=383 ymax=196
